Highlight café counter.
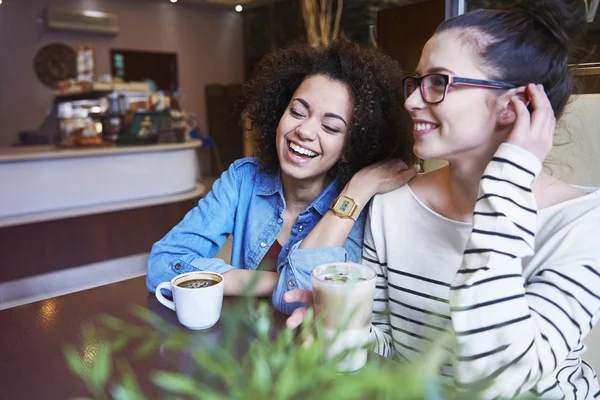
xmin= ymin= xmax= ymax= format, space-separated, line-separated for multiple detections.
xmin=0 ymin=141 xmax=204 ymax=283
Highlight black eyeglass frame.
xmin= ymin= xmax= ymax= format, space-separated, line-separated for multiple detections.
xmin=403 ymin=74 xmax=520 ymax=104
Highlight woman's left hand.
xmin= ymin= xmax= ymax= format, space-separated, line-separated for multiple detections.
xmin=505 ymin=83 xmax=556 ymax=162
xmin=283 ymin=289 xmax=313 ymax=329
xmin=342 ymin=159 xmax=419 ymax=208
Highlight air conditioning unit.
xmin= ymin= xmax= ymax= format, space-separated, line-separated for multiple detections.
xmin=45 ymin=8 xmax=119 ymax=35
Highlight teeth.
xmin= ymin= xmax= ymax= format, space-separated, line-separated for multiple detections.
xmin=414 ymin=123 xmax=436 ymax=131
xmin=289 ymin=142 xmax=317 ymax=157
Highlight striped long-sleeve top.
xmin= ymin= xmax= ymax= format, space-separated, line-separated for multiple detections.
xmin=367 ymin=143 xmax=600 ymax=399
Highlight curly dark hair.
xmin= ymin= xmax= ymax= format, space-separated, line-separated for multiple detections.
xmin=238 ymin=40 xmax=416 ymax=185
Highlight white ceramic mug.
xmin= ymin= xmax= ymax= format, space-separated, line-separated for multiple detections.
xmin=155 ymin=271 xmax=224 ymax=330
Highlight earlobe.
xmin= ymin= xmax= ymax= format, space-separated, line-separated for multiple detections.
xmin=499 ymin=102 xmax=517 ymax=126
xmin=499 ymin=90 xmax=529 ymax=126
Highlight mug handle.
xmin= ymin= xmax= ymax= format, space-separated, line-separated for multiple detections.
xmin=155 ymin=282 xmax=175 ymax=311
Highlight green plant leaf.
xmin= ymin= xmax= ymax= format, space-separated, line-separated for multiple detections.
xmin=152 ymin=371 xmax=205 ymax=399
xmin=110 ymin=333 xmax=131 ymax=353
xmin=249 ymin=357 xmax=271 ymax=395
xmin=272 ymin=351 xmax=302 ymax=400
xmin=90 ymin=344 xmax=112 ymax=390
xmin=281 ymin=326 xmax=294 ymax=346
xmin=63 ymin=345 xmax=85 ymax=377
xmin=64 ymin=296 xmax=481 ymax=400
xmin=100 ymin=315 xmax=125 ymax=330
xmin=134 ymin=333 xmax=160 ymax=359
xmin=111 ymin=386 xmax=142 ymax=400
xmin=120 ymin=362 xmax=144 ymax=396
xmin=300 ymin=307 xmax=315 ymax=330
xmin=111 ymin=362 xmax=145 ymax=400
xmin=130 ymin=305 xmax=173 ymax=332
xmin=253 ymin=307 xmax=271 ymax=341
xmin=162 ymin=331 xmax=193 ymax=351
xmin=192 ymin=350 xmax=238 ymax=389
xmin=82 ymin=323 xmax=97 ymax=347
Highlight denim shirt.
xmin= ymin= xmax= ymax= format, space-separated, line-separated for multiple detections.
xmin=147 ymin=158 xmax=366 ymax=314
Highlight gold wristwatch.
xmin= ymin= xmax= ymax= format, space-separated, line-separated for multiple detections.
xmin=329 ymin=195 xmax=360 ymax=221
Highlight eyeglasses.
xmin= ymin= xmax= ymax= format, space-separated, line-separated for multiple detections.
xmin=403 ymin=74 xmax=519 ymax=104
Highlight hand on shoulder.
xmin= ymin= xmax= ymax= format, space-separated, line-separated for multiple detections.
xmin=343 ymin=159 xmax=420 ymax=207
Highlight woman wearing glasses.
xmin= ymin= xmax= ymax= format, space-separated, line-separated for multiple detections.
xmin=286 ymin=0 xmax=600 ymax=397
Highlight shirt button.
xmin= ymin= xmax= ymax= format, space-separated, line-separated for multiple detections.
xmin=174 ymin=263 xmax=182 ymax=271
xmin=277 ymin=218 xmax=283 ymax=224
xmin=260 ymin=242 xmax=267 ymax=248
xmin=298 ymin=225 xmax=304 ymax=232
xmin=288 ymin=279 xmax=296 ymax=287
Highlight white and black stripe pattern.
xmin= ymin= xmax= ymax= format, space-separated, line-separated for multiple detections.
xmin=450 ymin=144 xmax=600 ymax=398
xmin=364 ymin=235 xmax=395 ymax=360
xmin=366 ymin=143 xmax=600 ymax=399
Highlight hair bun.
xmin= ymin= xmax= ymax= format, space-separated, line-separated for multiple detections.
xmin=513 ymin=0 xmax=586 ymax=50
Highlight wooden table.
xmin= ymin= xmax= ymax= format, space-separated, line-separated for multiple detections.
xmin=0 ymin=277 xmax=288 ymax=399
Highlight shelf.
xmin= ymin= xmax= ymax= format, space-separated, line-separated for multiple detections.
xmin=54 ymin=90 xmax=150 ymax=103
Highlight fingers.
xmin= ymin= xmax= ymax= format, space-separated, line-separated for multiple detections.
xmin=365 ymin=159 xmax=410 ymax=177
xmin=356 ymin=158 xmax=417 ymax=196
xmin=286 ymin=306 xmax=308 ymax=329
xmin=528 ymin=84 xmax=555 ymax=132
xmin=378 ymin=158 xmax=408 ymax=171
xmin=398 ymin=163 xmax=419 ymax=183
xmin=528 ymin=84 xmax=552 ymax=115
xmin=506 ymin=93 xmax=530 ymax=149
xmin=506 ymin=83 xmax=556 ymax=162
xmin=393 ymin=159 xmax=409 ymax=170
xmin=511 ymin=94 xmax=530 ymax=134
xmin=283 ymin=288 xmax=313 ymax=305
xmin=528 ymin=83 xmax=556 ymax=138
xmin=284 ymin=289 xmax=313 ymax=329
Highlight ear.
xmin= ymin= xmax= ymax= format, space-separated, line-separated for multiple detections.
xmin=498 ymin=86 xmax=530 ymax=126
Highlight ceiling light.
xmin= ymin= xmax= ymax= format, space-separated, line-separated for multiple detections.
xmin=170 ymin=0 xmax=178 ymax=3
xmin=82 ymin=11 xmax=106 ymax=18
xmin=0 ymin=1 xmax=4 ymax=5
xmin=235 ymin=4 xmax=243 ymax=12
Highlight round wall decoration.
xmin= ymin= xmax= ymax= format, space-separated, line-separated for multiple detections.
xmin=34 ymin=43 xmax=77 ymax=88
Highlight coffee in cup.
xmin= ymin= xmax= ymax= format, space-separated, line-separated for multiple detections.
xmin=176 ymin=278 xmax=219 ymax=289
xmin=311 ymin=262 xmax=376 ymax=372
xmin=155 ymin=271 xmax=224 ymax=330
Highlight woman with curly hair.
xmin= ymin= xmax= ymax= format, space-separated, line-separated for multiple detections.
xmin=146 ymin=40 xmax=418 ymax=314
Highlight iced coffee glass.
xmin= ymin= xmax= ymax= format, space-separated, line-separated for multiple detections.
xmin=311 ymin=262 xmax=376 ymax=372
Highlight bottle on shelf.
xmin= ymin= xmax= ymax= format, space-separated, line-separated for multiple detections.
xmin=76 ymin=43 xmax=95 ymax=82
xmin=102 ymin=93 xmax=121 ymax=142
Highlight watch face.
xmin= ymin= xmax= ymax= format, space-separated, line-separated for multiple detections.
xmin=334 ymin=197 xmax=355 ymax=215
xmin=339 ymin=199 xmax=350 ymax=212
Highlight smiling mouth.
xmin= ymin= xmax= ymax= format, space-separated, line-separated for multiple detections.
xmin=413 ymin=122 xmax=439 ymax=136
xmin=288 ymin=141 xmax=318 ymax=158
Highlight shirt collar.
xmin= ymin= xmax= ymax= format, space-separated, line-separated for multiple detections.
xmin=256 ymin=170 xmax=282 ymax=196
xmin=257 ymin=170 xmax=342 ymax=216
